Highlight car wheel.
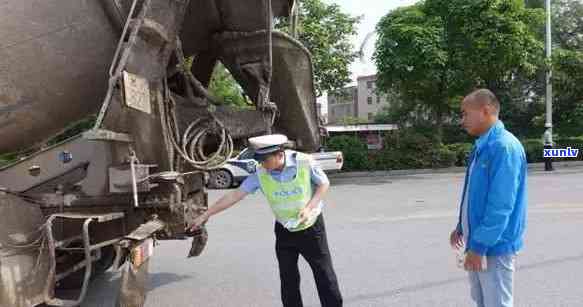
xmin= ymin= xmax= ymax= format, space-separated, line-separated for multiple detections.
xmin=209 ymin=169 xmax=233 ymax=189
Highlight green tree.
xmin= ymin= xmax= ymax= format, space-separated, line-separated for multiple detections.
xmin=552 ymin=0 xmax=583 ymax=50
xmin=373 ymin=3 xmax=462 ymax=141
xmin=550 ymin=0 xmax=583 ymax=136
xmin=550 ymin=48 xmax=583 ymax=136
xmin=208 ymin=63 xmax=252 ymax=109
xmin=374 ymin=0 xmax=544 ymax=141
xmin=277 ymin=0 xmax=361 ymax=96
xmin=526 ymin=0 xmax=583 ymax=136
xmin=374 ymin=105 xmax=393 ymax=124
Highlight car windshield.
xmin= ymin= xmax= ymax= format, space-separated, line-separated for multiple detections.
xmin=238 ymin=148 xmax=254 ymax=160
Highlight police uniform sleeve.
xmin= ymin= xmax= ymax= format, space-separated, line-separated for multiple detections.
xmin=240 ymin=172 xmax=261 ymax=194
xmin=309 ymin=158 xmax=329 ymax=186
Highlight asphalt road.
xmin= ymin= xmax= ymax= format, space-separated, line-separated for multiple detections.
xmin=84 ymin=168 xmax=583 ymax=307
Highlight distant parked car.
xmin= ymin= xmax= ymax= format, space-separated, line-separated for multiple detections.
xmin=207 ymin=148 xmax=344 ymax=189
xmin=311 ymin=150 xmax=344 ymax=174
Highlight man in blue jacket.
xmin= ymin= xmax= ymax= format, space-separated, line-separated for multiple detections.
xmin=450 ymin=89 xmax=527 ymax=307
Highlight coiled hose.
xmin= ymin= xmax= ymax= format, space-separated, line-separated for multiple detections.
xmin=162 ymin=82 xmax=234 ymax=171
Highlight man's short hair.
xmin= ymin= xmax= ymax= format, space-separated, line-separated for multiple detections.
xmin=465 ymin=89 xmax=500 ymax=115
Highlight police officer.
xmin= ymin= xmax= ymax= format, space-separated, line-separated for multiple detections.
xmin=543 ymin=123 xmax=554 ymax=171
xmin=187 ymin=134 xmax=343 ymax=307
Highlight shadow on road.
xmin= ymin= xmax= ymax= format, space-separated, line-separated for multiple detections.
xmin=63 ymin=269 xmax=194 ymax=307
xmin=316 ymin=254 xmax=583 ymax=306
xmin=330 ymin=177 xmax=394 ymax=186
xmin=148 ymin=272 xmax=194 ymax=290
xmin=330 ymin=173 xmax=453 ymax=186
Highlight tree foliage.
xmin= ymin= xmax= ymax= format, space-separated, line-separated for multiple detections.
xmin=208 ymin=63 xmax=252 ymax=109
xmin=552 ymin=0 xmax=583 ymax=50
xmin=374 ymin=0 xmax=545 ymax=140
xmin=549 ymin=0 xmax=583 ymax=136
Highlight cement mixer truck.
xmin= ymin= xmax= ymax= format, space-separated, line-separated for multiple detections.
xmin=0 ymin=0 xmax=322 ymax=306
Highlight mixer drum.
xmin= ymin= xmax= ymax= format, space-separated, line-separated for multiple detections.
xmin=0 ymin=0 xmax=120 ymax=152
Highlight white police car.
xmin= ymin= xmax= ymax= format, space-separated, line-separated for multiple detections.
xmin=207 ymin=148 xmax=344 ymax=189
xmin=207 ymin=148 xmax=258 ymax=189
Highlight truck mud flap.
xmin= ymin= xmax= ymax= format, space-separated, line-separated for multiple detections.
xmin=116 ymin=253 xmax=150 ymax=307
xmin=187 ymin=227 xmax=208 ymax=258
xmin=116 ymin=218 xmax=164 ymax=307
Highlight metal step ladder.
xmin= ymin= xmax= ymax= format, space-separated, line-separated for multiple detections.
xmin=44 ymin=212 xmax=125 ymax=307
xmin=93 ymin=0 xmax=153 ymax=132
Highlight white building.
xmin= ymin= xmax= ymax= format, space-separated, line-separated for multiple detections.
xmin=326 ymin=74 xmax=391 ymax=124
xmin=327 ymin=86 xmax=358 ymax=124
xmin=356 ymin=74 xmax=390 ymax=122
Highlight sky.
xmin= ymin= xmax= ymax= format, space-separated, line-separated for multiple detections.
xmin=317 ymin=0 xmax=418 ymax=113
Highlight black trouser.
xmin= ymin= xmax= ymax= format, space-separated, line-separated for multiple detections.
xmin=274 ymin=214 xmax=343 ymax=307
xmin=544 ymin=144 xmax=554 ymax=171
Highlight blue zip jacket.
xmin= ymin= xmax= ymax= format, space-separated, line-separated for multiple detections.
xmin=457 ymin=121 xmax=528 ymax=256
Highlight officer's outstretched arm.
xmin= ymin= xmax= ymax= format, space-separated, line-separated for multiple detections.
xmin=188 ymin=189 xmax=248 ymax=230
xmin=206 ymin=189 xmax=248 ymax=218
xmin=309 ymin=183 xmax=329 ymax=209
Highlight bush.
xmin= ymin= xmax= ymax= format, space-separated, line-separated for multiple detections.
xmin=368 ymin=150 xmax=397 ymax=171
xmin=442 ymin=125 xmax=473 ymax=144
xmin=383 ymin=129 xmax=434 ymax=169
xmin=386 ymin=128 xmax=434 ymax=151
xmin=522 ymin=139 xmax=544 ymax=163
xmin=521 ymin=137 xmax=583 ymax=163
xmin=549 ymin=136 xmax=583 ymax=162
xmin=556 ymin=136 xmax=583 ymax=154
xmin=327 ymin=130 xmax=583 ymax=172
xmin=327 ymin=130 xmax=460 ymax=171
xmin=445 ymin=143 xmax=473 ymax=166
xmin=430 ymin=146 xmax=457 ymax=168
xmin=326 ymin=136 xmax=371 ymax=171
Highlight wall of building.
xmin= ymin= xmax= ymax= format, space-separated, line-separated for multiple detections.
xmin=327 ymin=86 xmax=357 ymax=124
xmin=356 ymin=75 xmax=389 ymax=122
xmin=326 ymin=75 xmax=392 ymax=124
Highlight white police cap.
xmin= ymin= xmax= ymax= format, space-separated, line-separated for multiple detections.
xmin=248 ymin=134 xmax=288 ymax=156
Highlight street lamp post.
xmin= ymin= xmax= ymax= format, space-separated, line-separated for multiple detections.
xmin=545 ymin=0 xmax=553 ymax=132
xmin=544 ymin=0 xmax=554 ymax=171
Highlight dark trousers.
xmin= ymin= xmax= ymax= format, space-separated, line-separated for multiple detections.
xmin=275 ymin=214 xmax=343 ymax=307
xmin=544 ymin=144 xmax=554 ymax=171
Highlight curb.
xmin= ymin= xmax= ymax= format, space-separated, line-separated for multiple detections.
xmin=328 ymin=160 xmax=583 ymax=179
